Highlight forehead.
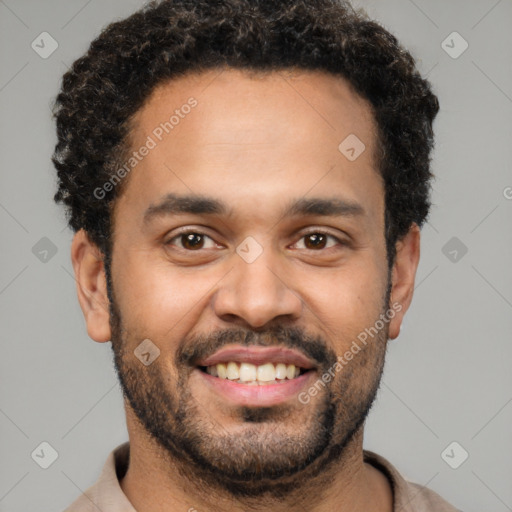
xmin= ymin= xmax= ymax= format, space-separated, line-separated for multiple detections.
xmin=133 ymin=67 xmax=377 ymax=151
xmin=114 ymin=68 xmax=383 ymax=227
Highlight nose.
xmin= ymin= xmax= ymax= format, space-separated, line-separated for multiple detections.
xmin=212 ymin=247 xmax=303 ymax=329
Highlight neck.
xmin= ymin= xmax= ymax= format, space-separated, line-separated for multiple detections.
xmin=120 ymin=407 xmax=393 ymax=512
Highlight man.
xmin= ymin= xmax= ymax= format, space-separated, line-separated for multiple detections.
xmin=54 ymin=0 xmax=457 ymax=510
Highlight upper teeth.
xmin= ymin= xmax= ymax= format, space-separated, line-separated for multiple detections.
xmin=206 ymin=362 xmax=301 ymax=383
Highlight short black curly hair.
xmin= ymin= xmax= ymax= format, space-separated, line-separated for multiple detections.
xmin=53 ymin=0 xmax=439 ymax=268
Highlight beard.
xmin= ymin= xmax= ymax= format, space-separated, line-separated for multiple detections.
xmin=106 ymin=263 xmax=391 ymax=499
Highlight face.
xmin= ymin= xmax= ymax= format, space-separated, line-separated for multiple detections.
xmin=74 ymin=68 xmax=418 ymax=496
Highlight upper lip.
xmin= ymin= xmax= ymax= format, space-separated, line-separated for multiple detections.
xmin=197 ymin=346 xmax=316 ymax=370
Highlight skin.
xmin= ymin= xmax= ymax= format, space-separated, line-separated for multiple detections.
xmin=71 ymin=68 xmax=420 ymax=512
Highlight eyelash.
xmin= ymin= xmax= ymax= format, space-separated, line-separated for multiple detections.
xmin=165 ymin=228 xmax=347 ymax=252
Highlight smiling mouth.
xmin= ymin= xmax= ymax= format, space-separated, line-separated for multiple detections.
xmin=198 ymin=361 xmax=311 ymax=385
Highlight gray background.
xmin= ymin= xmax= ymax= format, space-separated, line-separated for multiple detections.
xmin=0 ymin=0 xmax=511 ymax=510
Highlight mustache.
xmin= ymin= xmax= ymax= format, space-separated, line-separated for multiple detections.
xmin=176 ymin=325 xmax=337 ymax=370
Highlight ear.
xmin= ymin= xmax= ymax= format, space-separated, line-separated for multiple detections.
xmin=388 ymin=223 xmax=421 ymax=340
xmin=71 ymin=229 xmax=111 ymax=343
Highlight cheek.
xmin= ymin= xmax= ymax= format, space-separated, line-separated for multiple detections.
xmin=301 ymin=260 xmax=387 ymax=345
xmin=113 ymin=255 xmax=217 ymax=341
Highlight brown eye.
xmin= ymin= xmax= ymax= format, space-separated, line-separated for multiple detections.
xmin=295 ymin=232 xmax=341 ymax=251
xmin=181 ymin=233 xmax=204 ymax=250
xmin=304 ymin=233 xmax=328 ymax=249
xmin=166 ymin=231 xmax=218 ymax=250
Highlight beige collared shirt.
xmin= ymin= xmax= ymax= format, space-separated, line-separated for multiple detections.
xmin=63 ymin=442 xmax=459 ymax=511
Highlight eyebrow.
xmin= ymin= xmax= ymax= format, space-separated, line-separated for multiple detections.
xmin=143 ymin=193 xmax=365 ymax=224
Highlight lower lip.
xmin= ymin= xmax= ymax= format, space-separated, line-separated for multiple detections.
xmin=195 ymin=368 xmax=316 ymax=407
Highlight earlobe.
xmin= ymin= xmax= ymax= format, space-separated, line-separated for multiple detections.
xmin=71 ymin=229 xmax=112 ymax=343
xmin=388 ymin=223 xmax=421 ymax=340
